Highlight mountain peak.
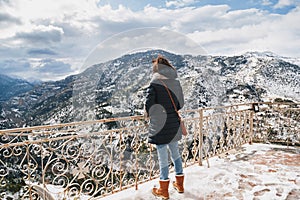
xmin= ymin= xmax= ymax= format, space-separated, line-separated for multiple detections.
xmin=243 ymin=51 xmax=279 ymax=59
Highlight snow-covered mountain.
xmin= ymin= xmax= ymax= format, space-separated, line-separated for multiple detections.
xmin=0 ymin=50 xmax=299 ymax=129
xmin=0 ymin=74 xmax=35 ymax=102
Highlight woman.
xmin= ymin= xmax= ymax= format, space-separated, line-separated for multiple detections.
xmin=145 ymin=55 xmax=185 ymax=200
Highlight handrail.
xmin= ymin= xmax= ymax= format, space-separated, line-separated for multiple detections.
xmin=0 ymin=115 xmax=145 ymax=134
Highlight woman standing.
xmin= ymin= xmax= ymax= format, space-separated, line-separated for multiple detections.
xmin=145 ymin=55 xmax=185 ymax=200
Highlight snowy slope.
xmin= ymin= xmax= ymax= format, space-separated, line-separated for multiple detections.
xmin=0 ymin=50 xmax=299 ymax=129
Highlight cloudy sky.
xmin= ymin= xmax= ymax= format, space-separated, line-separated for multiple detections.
xmin=0 ymin=0 xmax=299 ymax=81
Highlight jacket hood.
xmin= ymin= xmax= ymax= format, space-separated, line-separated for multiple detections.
xmin=151 ymin=64 xmax=178 ymax=81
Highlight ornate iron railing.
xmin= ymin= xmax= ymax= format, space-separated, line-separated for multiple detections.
xmin=0 ymin=102 xmax=299 ymax=199
xmin=252 ymin=102 xmax=300 ymax=145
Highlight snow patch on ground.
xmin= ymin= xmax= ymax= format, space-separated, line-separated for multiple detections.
xmin=99 ymin=143 xmax=300 ymax=200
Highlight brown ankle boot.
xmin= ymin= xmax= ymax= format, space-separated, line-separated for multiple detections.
xmin=173 ymin=174 xmax=184 ymax=193
xmin=152 ymin=179 xmax=170 ymax=200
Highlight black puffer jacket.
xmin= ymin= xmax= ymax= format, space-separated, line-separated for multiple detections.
xmin=145 ymin=64 xmax=184 ymax=145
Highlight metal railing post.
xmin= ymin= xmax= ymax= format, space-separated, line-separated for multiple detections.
xmin=198 ymin=108 xmax=203 ymax=166
xmin=249 ymin=108 xmax=254 ymax=145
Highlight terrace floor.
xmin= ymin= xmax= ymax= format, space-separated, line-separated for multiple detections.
xmin=99 ymin=143 xmax=300 ymax=200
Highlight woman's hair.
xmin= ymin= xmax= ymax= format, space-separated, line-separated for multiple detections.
xmin=152 ymin=55 xmax=176 ymax=73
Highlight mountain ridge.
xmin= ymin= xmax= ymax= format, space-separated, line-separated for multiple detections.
xmin=0 ymin=74 xmax=36 ymax=102
xmin=0 ymin=50 xmax=299 ymax=129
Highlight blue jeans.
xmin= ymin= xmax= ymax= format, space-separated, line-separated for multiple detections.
xmin=156 ymin=141 xmax=183 ymax=180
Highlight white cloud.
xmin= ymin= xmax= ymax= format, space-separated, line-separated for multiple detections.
xmin=0 ymin=0 xmax=299 ymax=81
xmin=82 ymin=27 xmax=206 ymax=71
xmin=96 ymin=4 xmax=137 ymax=22
xmin=4 ymin=0 xmax=99 ymax=21
xmin=0 ymin=12 xmax=21 ymax=27
xmin=0 ymin=0 xmax=100 ymax=38
xmin=261 ymin=0 xmax=273 ymax=6
xmin=186 ymin=5 xmax=300 ymax=57
xmin=0 ymin=59 xmax=31 ymax=75
xmin=274 ymin=0 xmax=297 ymax=9
xmin=166 ymin=0 xmax=197 ymax=8
xmin=14 ymin=25 xmax=64 ymax=44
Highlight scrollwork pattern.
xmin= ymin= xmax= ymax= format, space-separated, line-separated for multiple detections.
xmin=0 ymin=103 xmax=298 ymax=199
